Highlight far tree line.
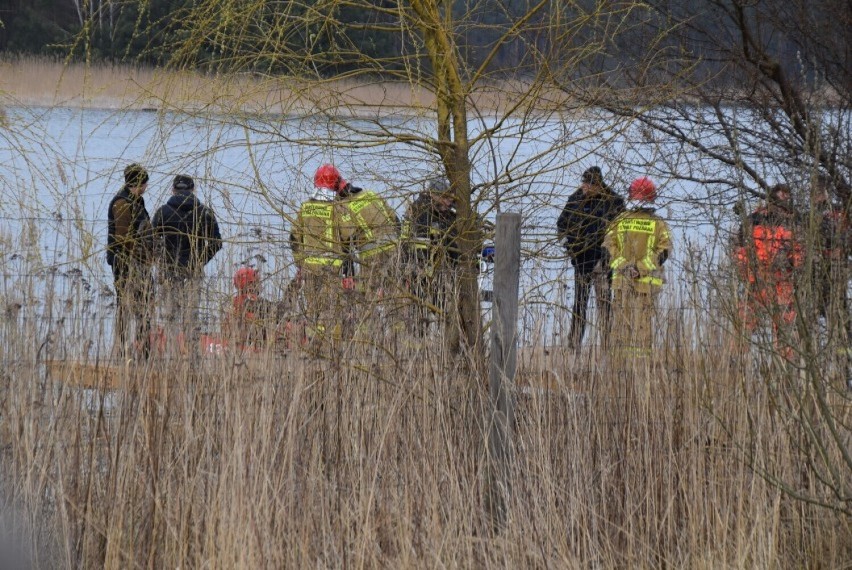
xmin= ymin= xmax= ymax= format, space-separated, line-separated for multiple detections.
xmin=0 ymin=0 xmax=839 ymax=90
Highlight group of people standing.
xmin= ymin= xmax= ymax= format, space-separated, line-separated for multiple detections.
xmin=106 ymin=158 xmax=849 ymax=378
xmin=107 ymin=161 xmax=467 ymax=358
xmin=557 ymin=166 xmax=672 ymax=368
xmin=288 ymin=164 xmax=467 ymax=345
xmin=733 ymin=180 xmax=851 ymax=379
xmin=106 ymin=164 xmax=222 ymax=359
xmin=557 ymin=165 xmax=851 ymax=384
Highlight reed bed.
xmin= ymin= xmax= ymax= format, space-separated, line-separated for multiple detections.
xmin=0 ymin=248 xmax=850 ymax=569
xmin=0 ymin=56 xmax=434 ymax=114
xmin=0 ymin=56 xmax=578 ymax=118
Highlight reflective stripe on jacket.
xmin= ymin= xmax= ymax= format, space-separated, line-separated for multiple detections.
xmin=401 ymin=194 xmax=462 ymax=269
xmin=291 ymin=199 xmax=345 ymax=270
xmin=604 ymin=208 xmax=672 ymax=294
xmin=338 ymin=189 xmax=399 ymax=257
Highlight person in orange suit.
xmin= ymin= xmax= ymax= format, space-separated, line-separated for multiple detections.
xmin=734 ymin=184 xmax=803 ymax=356
xmin=224 ymin=266 xmax=269 ymax=347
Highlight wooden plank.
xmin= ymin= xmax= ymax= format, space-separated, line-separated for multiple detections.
xmin=44 ymin=360 xmax=164 ymax=393
xmin=45 ymin=360 xmax=122 ymax=390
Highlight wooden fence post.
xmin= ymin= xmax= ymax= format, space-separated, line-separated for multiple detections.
xmin=487 ymin=212 xmax=521 ymax=531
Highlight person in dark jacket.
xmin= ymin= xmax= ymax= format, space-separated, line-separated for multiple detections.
xmin=557 ymin=166 xmax=625 ymax=351
xmin=152 ymin=175 xmax=222 ymax=356
xmin=106 ymin=163 xmax=153 ymax=359
xmin=811 ymin=178 xmax=850 ymax=320
xmin=152 ymin=175 xmax=222 ymax=276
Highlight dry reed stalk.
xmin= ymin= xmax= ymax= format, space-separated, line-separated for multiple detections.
xmin=0 ymin=235 xmax=850 ymax=568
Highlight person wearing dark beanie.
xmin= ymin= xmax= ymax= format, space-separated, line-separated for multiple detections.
xmin=106 ymin=162 xmax=153 ymax=359
xmin=581 ymin=166 xmax=604 ymax=187
xmin=124 ymin=163 xmax=149 ymax=188
xmin=557 ymin=165 xmax=625 ymax=352
xmin=152 ymin=174 xmax=222 ymax=361
xmin=172 ymin=174 xmax=194 ymax=191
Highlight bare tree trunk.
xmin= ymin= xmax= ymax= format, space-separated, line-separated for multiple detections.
xmin=410 ymin=0 xmax=483 ymax=355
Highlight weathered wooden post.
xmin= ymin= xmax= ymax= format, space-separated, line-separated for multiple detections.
xmin=487 ymin=212 xmax=521 ymax=531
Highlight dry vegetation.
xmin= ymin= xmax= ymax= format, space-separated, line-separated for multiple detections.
xmin=0 ymin=57 xmax=578 ymax=118
xmin=0 ymin=248 xmax=850 ymax=568
xmin=0 ymin=57 xmax=424 ymax=113
xmin=0 ymin=28 xmax=849 ymax=564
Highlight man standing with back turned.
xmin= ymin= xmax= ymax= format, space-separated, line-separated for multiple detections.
xmin=290 ymin=169 xmax=349 ymax=344
xmin=152 ymin=175 xmax=222 ymax=358
xmin=604 ymin=176 xmax=672 ymax=375
xmin=557 ymin=166 xmax=625 ymax=352
xmin=401 ymin=178 xmax=461 ymax=335
xmin=106 ymin=163 xmax=154 ymax=359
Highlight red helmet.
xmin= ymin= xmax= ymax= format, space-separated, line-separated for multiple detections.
xmin=629 ymin=177 xmax=656 ymax=202
xmin=233 ymin=267 xmax=259 ymax=291
xmin=314 ymin=164 xmax=346 ymax=192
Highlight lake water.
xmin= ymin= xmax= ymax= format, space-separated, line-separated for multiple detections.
xmin=0 ymin=106 xmax=737 ymax=354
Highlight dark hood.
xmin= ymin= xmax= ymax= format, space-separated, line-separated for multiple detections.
xmin=166 ymin=189 xmax=200 ymax=211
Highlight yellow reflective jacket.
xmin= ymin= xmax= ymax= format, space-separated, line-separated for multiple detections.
xmin=337 ymin=188 xmax=399 ymax=259
xmin=604 ymin=207 xmax=672 ymax=294
xmin=290 ymin=199 xmax=346 ymax=271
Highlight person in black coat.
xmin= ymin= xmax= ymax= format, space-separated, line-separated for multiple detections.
xmin=152 ymin=175 xmax=222 ymax=278
xmin=557 ymin=166 xmax=625 ymax=351
xmin=106 ymin=163 xmax=154 ymax=359
xmin=152 ymin=175 xmax=222 ymax=355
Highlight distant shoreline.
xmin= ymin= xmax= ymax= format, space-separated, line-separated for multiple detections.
xmin=4 ymin=57 xmax=840 ymax=120
xmin=0 ymin=57 xmax=438 ymax=115
xmin=0 ymin=57 xmax=451 ymax=117
xmin=0 ymin=57 xmax=579 ymax=119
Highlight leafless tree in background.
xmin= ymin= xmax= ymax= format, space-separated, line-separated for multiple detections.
xmin=568 ymin=0 xmax=852 ymax=514
xmin=142 ymin=0 xmax=672 ymax=355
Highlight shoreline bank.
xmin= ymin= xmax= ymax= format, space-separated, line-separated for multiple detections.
xmin=0 ymin=58 xmax=440 ymax=116
xmin=0 ymin=58 xmax=578 ymax=119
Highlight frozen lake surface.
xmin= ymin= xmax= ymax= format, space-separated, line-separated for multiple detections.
xmin=0 ymin=106 xmax=740 ymax=353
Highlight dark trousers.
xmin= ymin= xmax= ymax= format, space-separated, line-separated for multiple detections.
xmin=816 ymin=259 xmax=851 ymax=381
xmin=409 ymin=266 xmax=456 ymax=336
xmin=161 ymin=272 xmax=204 ymax=360
xmin=112 ymin=259 xmax=152 ymax=359
xmin=569 ymin=260 xmax=612 ymax=351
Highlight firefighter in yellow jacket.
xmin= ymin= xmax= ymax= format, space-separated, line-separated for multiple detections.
xmin=312 ymin=164 xmax=400 ymax=294
xmin=290 ymin=171 xmax=349 ymax=339
xmin=603 ymin=177 xmax=672 ymax=370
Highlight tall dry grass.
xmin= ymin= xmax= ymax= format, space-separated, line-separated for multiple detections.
xmin=0 ymin=239 xmax=850 ymax=569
